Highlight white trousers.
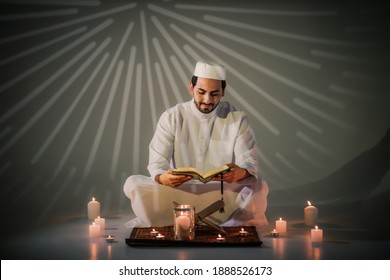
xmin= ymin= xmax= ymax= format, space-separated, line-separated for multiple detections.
xmin=123 ymin=175 xmax=269 ymax=228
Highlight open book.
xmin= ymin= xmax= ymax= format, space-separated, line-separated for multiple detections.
xmin=172 ymin=165 xmax=230 ymax=183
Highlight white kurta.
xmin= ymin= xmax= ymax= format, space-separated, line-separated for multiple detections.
xmin=123 ymin=99 xmax=269 ymax=228
xmin=148 ymin=99 xmax=259 ymax=180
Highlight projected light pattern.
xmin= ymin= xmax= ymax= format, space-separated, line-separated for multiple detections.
xmin=0 ymin=0 xmax=388 ymax=226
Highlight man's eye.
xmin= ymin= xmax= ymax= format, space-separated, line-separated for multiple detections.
xmin=198 ymin=91 xmax=205 ymax=94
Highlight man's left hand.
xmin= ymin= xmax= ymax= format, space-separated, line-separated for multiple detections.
xmin=211 ymin=163 xmax=250 ymax=183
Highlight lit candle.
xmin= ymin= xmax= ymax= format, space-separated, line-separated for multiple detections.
xmin=311 ymin=226 xmax=323 ymax=242
xmin=106 ymin=235 xmax=114 ymax=243
xmin=94 ymin=216 xmax=105 ymax=230
xmin=270 ymin=229 xmax=279 ymax=237
xmin=150 ymin=228 xmax=159 ymax=236
xmin=304 ymin=201 xmax=318 ymax=227
xmin=87 ymin=197 xmax=100 ymax=221
xmin=176 ymin=215 xmax=191 ymax=230
xmin=156 ymin=233 xmax=165 ymax=240
xmin=173 ymin=205 xmax=195 ymax=241
xmin=216 ymin=234 xmax=225 ymax=242
xmin=275 ymin=217 xmax=287 ymax=233
xmin=89 ymin=222 xmax=100 ymax=237
xmin=239 ymin=228 xmax=248 ymax=236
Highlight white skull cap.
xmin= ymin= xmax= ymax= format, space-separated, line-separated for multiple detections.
xmin=193 ymin=61 xmax=226 ymax=80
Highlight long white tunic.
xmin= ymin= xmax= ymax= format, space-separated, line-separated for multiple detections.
xmin=148 ymin=99 xmax=259 ymax=180
xmin=123 ymin=99 xmax=268 ymax=228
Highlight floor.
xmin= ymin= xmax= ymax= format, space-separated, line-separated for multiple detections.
xmin=2 ymin=213 xmax=389 ymax=260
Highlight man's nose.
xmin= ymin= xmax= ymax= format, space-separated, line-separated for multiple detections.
xmin=204 ymin=93 xmax=213 ymax=103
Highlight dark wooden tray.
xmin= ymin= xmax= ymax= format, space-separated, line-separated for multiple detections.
xmin=126 ymin=225 xmax=262 ymax=247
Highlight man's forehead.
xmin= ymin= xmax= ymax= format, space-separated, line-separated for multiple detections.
xmin=195 ymin=77 xmax=222 ymax=89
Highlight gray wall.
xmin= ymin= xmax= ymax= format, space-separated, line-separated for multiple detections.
xmin=0 ymin=0 xmax=389 ymax=235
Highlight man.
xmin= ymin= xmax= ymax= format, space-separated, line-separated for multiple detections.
xmin=123 ymin=61 xmax=268 ymax=228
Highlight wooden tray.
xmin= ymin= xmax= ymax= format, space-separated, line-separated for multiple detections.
xmin=126 ymin=225 xmax=262 ymax=247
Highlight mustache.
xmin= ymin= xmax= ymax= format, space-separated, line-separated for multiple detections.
xmin=200 ymin=102 xmax=214 ymax=106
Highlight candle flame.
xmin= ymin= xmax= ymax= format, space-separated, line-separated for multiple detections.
xmin=92 ymin=222 xmax=95 ymax=225
xmin=218 ymin=234 xmax=221 ymax=238
xmin=92 ymin=197 xmax=95 ymax=201
xmin=307 ymin=201 xmax=311 ymax=206
xmin=108 ymin=235 xmax=111 ymax=238
xmin=241 ymin=228 xmax=244 ymax=231
xmin=279 ymin=217 xmax=282 ymax=220
xmin=315 ymin=225 xmax=318 ymax=230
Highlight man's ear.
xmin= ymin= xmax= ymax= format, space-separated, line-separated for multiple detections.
xmin=189 ymin=80 xmax=194 ymax=96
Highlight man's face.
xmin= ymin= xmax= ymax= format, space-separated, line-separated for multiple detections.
xmin=189 ymin=77 xmax=224 ymax=114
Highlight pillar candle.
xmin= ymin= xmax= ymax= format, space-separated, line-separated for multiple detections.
xmin=89 ymin=222 xmax=100 ymax=237
xmin=88 ymin=197 xmax=100 ymax=221
xmin=94 ymin=216 xmax=105 ymax=230
xmin=176 ymin=215 xmax=191 ymax=230
xmin=304 ymin=201 xmax=318 ymax=226
xmin=311 ymin=226 xmax=323 ymax=242
xmin=275 ymin=217 xmax=287 ymax=233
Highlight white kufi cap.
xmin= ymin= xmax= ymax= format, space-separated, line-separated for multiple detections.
xmin=193 ymin=61 xmax=226 ymax=80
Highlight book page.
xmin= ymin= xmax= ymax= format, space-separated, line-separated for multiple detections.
xmin=172 ymin=167 xmax=201 ymax=176
xmin=202 ymin=165 xmax=230 ymax=179
xmin=172 ymin=165 xmax=230 ymax=183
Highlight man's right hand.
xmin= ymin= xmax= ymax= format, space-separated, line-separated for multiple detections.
xmin=155 ymin=169 xmax=193 ymax=187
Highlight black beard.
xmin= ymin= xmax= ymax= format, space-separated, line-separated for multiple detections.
xmin=194 ymin=100 xmax=216 ymax=114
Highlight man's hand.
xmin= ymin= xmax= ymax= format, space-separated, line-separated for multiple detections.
xmin=211 ymin=163 xmax=250 ymax=183
xmin=156 ymin=169 xmax=193 ymax=187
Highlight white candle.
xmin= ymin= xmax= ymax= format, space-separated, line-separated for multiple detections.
xmin=88 ymin=197 xmax=100 ymax=221
xmin=89 ymin=222 xmax=100 ymax=237
xmin=239 ymin=228 xmax=248 ymax=236
xmin=216 ymin=234 xmax=225 ymax=242
xmin=94 ymin=216 xmax=105 ymax=230
xmin=106 ymin=235 xmax=114 ymax=243
xmin=270 ymin=229 xmax=279 ymax=237
xmin=275 ymin=217 xmax=287 ymax=233
xmin=150 ymin=228 xmax=159 ymax=236
xmin=304 ymin=201 xmax=318 ymax=226
xmin=311 ymin=226 xmax=323 ymax=242
xmin=156 ymin=233 xmax=165 ymax=240
xmin=176 ymin=215 xmax=191 ymax=230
